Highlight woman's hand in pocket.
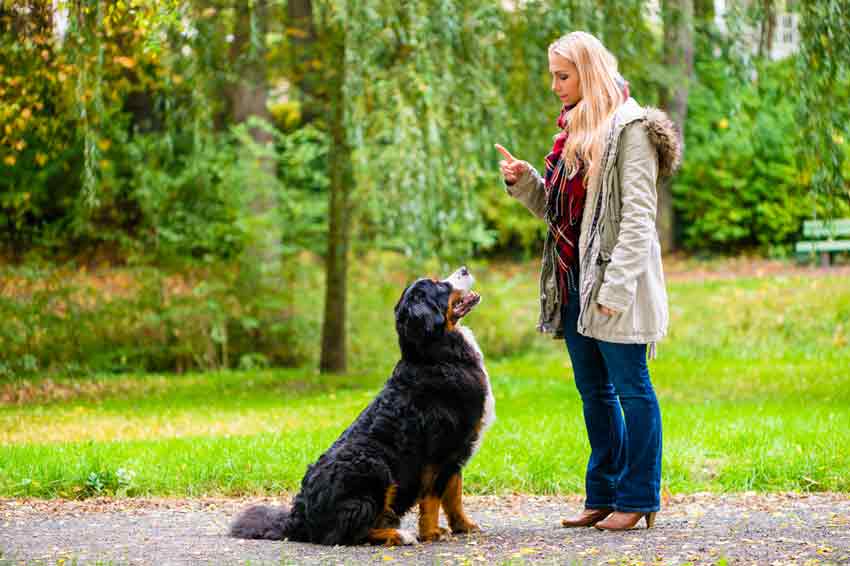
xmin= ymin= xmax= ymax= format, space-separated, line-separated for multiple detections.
xmin=597 ymin=304 xmax=619 ymax=317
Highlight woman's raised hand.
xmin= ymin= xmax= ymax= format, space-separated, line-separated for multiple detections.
xmin=495 ymin=144 xmax=529 ymax=185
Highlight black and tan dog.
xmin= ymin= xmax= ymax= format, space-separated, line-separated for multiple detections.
xmin=230 ymin=267 xmax=494 ymax=546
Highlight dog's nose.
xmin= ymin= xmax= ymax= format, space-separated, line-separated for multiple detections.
xmin=460 ymin=266 xmax=469 ymax=276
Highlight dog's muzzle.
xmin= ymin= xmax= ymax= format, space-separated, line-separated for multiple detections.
xmin=443 ymin=266 xmax=481 ymax=319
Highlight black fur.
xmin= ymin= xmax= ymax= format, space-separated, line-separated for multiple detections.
xmin=230 ymin=278 xmax=489 ymax=545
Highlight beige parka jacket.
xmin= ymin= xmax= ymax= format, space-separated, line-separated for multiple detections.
xmin=506 ymin=98 xmax=682 ymax=350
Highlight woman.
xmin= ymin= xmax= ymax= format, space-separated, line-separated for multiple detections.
xmin=496 ymin=31 xmax=680 ymax=530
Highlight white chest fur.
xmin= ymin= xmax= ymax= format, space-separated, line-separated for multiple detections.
xmin=457 ymin=325 xmax=495 ymax=458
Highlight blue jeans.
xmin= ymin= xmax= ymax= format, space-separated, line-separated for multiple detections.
xmin=561 ymin=289 xmax=662 ymax=512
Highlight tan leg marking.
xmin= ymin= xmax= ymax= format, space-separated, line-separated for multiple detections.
xmin=373 ymin=484 xmax=401 ymax=529
xmin=418 ymin=495 xmax=448 ymax=542
xmin=441 ymin=473 xmax=480 ymax=534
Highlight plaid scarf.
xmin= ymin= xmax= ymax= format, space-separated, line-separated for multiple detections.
xmin=545 ymin=104 xmax=586 ymax=303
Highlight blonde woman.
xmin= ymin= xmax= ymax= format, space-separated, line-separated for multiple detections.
xmin=496 ymin=31 xmax=680 ymax=530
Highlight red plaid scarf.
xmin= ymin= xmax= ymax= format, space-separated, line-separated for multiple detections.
xmin=545 ymin=104 xmax=585 ymax=303
xmin=546 ymin=81 xmax=630 ymax=305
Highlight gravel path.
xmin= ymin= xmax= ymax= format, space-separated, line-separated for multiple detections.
xmin=2 ymin=493 xmax=849 ymax=565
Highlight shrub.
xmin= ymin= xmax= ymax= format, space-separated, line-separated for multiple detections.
xmin=0 ymin=262 xmax=320 ymax=378
xmin=673 ymin=57 xmax=850 ymax=254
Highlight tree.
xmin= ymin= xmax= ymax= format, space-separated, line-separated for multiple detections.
xmin=317 ymin=7 xmax=351 ymax=374
xmin=757 ymin=0 xmax=777 ymax=58
xmin=659 ymin=0 xmax=694 ymax=253
xmin=228 ymin=0 xmax=283 ymax=292
xmin=797 ymin=0 xmax=850 ymax=216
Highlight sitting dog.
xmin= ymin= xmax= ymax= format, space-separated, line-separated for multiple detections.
xmin=230 ymin=267 xmax=494 ymax=546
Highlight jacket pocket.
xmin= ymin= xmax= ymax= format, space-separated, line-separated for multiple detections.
xmin=596 ymin=250 xmax=612 ymax=282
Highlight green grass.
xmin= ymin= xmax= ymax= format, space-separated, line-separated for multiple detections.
xmin=1 ymin=263 xmax=849 ymax=498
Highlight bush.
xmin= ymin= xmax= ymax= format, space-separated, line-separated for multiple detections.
xmin=673 ymin=57 xmax=850 ymax=254
xmin=0 ymin=262 xmax=319 ymax=378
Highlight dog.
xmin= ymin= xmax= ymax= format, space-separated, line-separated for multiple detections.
xmin=230 ymin=266 xmax=494 ymax=546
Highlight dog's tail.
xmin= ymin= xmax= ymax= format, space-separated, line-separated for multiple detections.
xmin=229 ymin=504 xmax=296 ymax=540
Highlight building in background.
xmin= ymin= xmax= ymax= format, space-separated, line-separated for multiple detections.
xmin=715 ymin=0 xmax=800 ymax=60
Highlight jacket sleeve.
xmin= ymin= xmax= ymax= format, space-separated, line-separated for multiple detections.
xmin=597 ymin=122 xmax=659 ymax=313
xmin=504 ymin=163 xmax=547 ymax=219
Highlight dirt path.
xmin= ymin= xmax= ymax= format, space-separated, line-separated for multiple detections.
xmin=2 ymin=493 xmax=849 ymax=565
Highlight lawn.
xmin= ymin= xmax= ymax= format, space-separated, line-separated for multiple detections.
xmin=1 ymin=262 xmax=848 ymax=498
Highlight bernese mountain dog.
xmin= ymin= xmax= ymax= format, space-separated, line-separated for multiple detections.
xmin=230 ymin=266 xmax=494 ymax=546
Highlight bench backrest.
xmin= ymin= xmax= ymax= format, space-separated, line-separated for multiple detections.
xmin=803 ymin=219 xmax=850 ymax=239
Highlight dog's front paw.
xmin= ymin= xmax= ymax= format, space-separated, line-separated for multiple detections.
xmin=450 ymin=520 xmax=480 ymax=534
xmin=395 ymin=529 xmax=417 ymax=546
xmin=418 ymin=526 xmax=450 ymax=542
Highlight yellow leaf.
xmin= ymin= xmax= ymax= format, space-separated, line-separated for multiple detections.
xmin=21 ymin=108 xmax=32 ymax=119
xmin=3 ymin=155 xmax=15 ymax=166
xmin=114 ymin=56 xmax=136 ymax=69
xmin=35 ymin=153 xmax=47 ymax=166
xmin=286 ymin=27 xmax=310 ymax=39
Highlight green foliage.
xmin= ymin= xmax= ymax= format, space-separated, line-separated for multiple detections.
xmin=0 ymin=263 xmax=317 ymax=378
xmin=124 ymin=131 xmax=243 ymax=261
xmin=797 ymin=0 xmax=850 ymax=212
xmin=0 ymin=3 xmax=81 ymax=255
xmin=345 ymin=0 xmax=507 ymax=261
xmin=276 ymin=125 xmax=329 ymax=256
xmin=673 ymin=58 xmax=813 ymax=252
xmin=671 ymin=5 xmax=850 ymax=254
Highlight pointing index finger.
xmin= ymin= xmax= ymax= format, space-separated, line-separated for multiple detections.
xmin=494 ymin=144 xmax=515 ymax=163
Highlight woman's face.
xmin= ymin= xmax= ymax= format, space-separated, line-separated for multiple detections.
xmin=549 ymin=52 xmax=581 ymax=106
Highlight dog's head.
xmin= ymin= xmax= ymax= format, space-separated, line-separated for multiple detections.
xmin=394 ymin=267 xmax=481 ymax=359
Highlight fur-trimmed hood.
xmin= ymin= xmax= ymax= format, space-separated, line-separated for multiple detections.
xmin=613 ymin=99 xmax=682 ymax=180
xmin=643 ymin=107 xmax=682 ymax=179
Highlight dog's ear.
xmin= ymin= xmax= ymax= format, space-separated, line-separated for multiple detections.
xmin=395 ymin=285 xmax=446 ymax=347
xmin=394 ymin=284 xmax=412 ymax=316
xmin=405 ymin=302 xmax=444 ymax=337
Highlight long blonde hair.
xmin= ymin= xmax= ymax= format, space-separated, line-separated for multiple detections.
xmin=549 ymin=31 xmax=626 ymax=186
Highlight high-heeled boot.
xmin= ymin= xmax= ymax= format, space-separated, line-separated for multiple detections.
xmin=593 ymin=511 xmax=657 ymax=530
xmin=560 ymin=508 xmax=614 ymax=528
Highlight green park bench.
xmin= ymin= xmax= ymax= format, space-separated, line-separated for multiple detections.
xmin=795 ymin=218 xmax=850 ymax=266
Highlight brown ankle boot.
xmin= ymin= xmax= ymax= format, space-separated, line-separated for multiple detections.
xmin=560 ymin=508 xmax=613 ymax=528
xmin=594 ymin=511 xmax=657 ymax=531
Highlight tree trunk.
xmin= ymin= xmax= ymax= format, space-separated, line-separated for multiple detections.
xmin=319 ymin=19 xmax=351 ymax=374
xmin=287 ymin=0 xmax=320 ymax=123
xmin=658 ymin=0 xmax=694 ymax=253
xmin=229 ymin=0 xmax=281 ymax=282
xmin=288 ymin=0 xmax=351 ymax=373
xmin=758 ymin=0 xmax=777 ymax=58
